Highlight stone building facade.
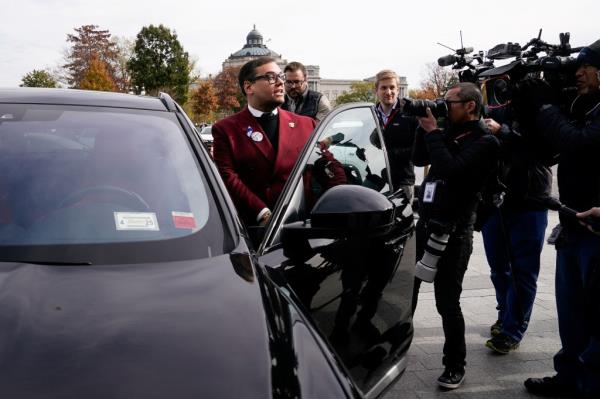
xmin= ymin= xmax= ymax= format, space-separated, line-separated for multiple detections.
xmin=222 ymin=27 xmax=408 ymax=105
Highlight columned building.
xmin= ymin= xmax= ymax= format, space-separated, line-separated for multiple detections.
xmin=221 ymin=27 xmax=409 ymax=105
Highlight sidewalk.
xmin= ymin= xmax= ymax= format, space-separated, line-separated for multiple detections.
xmin=386 ymin=211 xmax=562 ymax=398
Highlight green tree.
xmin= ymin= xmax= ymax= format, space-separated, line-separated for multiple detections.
xmin=128 ymin=24 xmax=191 ymax=104
xmin=334 ymin=81 xmax=376 ymax=105
xmin=64 ymin=25 xmax=120 ymax=90
xmin=20 ymin=69 xmax=57 ymax=88
xmin=79 ymin=55 xmax=117 ymax=91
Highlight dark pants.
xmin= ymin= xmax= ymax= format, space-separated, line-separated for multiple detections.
xmin=412 ymin=220 xmax=473 ymax=370
xmin=482 ymin=209 xmax=548 ymax=342
xmin=554 ymin=230 xmax=600 ymax=395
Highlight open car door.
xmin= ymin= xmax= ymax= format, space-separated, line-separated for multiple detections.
xmin=257 ymin=103 xmax=416 ymax=398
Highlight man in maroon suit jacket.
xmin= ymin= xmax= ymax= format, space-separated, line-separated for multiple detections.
xmin=213 ymin=57 xmax=316 ymax=226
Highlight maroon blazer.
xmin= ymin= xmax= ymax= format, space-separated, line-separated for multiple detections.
xmin=212 ymin=107 xmax=316 ymax=225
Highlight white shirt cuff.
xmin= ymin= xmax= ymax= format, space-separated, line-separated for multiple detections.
xmin=257 ymin=208 xmax=270 ymax=222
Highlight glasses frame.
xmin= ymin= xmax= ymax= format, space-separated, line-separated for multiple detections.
xmin=250 ymin=72 xmax=286 ymax=85
xmin=284 ymin=79 xmax=306 ymax=87
xmin=444 ymin=99 xmax=471 ymax=105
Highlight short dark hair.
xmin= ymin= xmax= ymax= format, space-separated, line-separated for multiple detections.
xmin=284 ymin=61 xmax=307 ymax=77
xmin=238 ymin=57 xmax=277 ymax=95
xmin=453 ymin=82 xmax=483 ymax=117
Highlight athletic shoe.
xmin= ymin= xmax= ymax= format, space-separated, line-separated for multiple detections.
xmin=437 ymin=367 xmax=465 ymax=389
xmin=524 ymin=375 xmax=578 ymax=397
xmin=486 ymin=333 xmax=520 ymax=354
xmin=490 ymin=320 xmax=502 ymax=337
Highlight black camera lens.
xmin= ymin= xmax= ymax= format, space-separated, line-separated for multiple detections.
xmin=402 ymin=98 xmax=448 ymax=118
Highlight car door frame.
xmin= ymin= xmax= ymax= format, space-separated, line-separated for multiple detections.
xmin=256 ymin=102 xmax=413 ymax=399
xmin=257 ymin=102 xmax=393 ymax=255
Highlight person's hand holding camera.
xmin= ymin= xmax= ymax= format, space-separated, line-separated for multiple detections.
xmin=417 ymin=108 xmax=438 ymax=133
xmin=484 ymin=118 xmax=502 ymax=134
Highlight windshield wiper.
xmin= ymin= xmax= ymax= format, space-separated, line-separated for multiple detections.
xmin=18 ymin=260 xmax=93 ymax=266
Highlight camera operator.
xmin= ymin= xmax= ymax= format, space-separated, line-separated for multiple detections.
xmin=411 ymin=82 xmax=500 ymax=389
xmin=516 ymin=39 xmax=600 ymax=397
xmin=480 ymin=116 xmax=552 ymax=355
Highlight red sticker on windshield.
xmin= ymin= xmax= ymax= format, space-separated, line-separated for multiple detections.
xmin=172 ymin=212 xmax=197 ymax=229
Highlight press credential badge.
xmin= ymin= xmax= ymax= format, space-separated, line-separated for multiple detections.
xmin=423 ymin=182 xmax=437 ymax=203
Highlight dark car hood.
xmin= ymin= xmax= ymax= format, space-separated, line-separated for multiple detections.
xmin=0 ymin=254 xmax=274 ymax=399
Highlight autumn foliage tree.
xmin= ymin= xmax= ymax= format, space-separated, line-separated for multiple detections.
xmin=20 ymin=70 xmax=57 ymax=88
xmin=64 ymin=25 xmax=121 ymax=90
xmin=79 ymin=55 xmax=117 ymax=91
xmin=409 ymin=63 xmax=459 ymax=99
xmin=128 ymin=24 xmax=191 ymax=104
xmin=189 ymin=79 xmax=219 ymax=123
xmin=213 ymin=67 xmax=245 ymax=116
xmin=334 ymin=81 xmax=376 ymax=105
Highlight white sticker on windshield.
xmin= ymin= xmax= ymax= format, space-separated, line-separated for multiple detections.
xmin=114 ymin=212 xmax=159 ymax=231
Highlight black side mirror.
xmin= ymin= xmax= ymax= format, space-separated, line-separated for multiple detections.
xmin=281 ymin=185 xmax=398 ymax=260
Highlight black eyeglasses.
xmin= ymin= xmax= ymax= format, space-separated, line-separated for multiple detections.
xmin=445 ymin=99 xmax=471 ymax=105
xmin=250 ymin=72 xmax=286 ymax=85
xmin=285 ymin=79 xmax=305 ymax=87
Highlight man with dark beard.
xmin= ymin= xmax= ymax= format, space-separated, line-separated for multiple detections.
xmin=520 ymin=39 xmax=600 ymax=398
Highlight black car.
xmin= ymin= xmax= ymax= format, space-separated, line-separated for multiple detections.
xmin=0 ymin=88 xmax=415 ymax=399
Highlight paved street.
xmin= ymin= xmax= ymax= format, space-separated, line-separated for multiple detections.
xmin=386 ymin=210 xmax=563 ymax=398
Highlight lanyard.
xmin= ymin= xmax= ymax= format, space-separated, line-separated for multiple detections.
xmin=378 ymin=106 xmax=400 ymax=130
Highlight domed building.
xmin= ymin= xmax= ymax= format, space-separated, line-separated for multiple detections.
xmin=220 ymin=26 xmax=408 ymax=105
xmin=222 ymin=25 xmax=287 ymax=70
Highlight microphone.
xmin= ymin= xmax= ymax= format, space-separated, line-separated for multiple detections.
xmin=438 ymin=54 xmax=458 ymax=67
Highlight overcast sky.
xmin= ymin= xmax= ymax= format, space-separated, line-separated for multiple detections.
xmin=1 ymin=0 xmax=598 ymax=89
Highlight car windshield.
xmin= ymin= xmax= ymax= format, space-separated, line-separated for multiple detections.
xmin=0 ymin=103 xmax=232 ymax=264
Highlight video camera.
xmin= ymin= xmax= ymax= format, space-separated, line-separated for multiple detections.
xmin=436 ymin=30 xmax=582 ymax=117
xmin=478 ymin=30 xmax=583 ymax=115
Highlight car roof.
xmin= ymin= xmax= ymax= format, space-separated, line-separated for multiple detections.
xmin=0 ymin=87 xmax=171 ymax=111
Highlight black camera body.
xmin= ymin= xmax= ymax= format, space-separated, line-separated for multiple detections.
xmin=477 ymin=31 xmax=581 ymax=118
xmin=437 ymin=31 xmax=582 ymax=122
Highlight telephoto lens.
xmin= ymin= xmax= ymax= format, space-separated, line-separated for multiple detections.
xmin=414 ymin=232 xmax=450 ymax=283
xmin=402 ymin=98 xmax=448 ymax=118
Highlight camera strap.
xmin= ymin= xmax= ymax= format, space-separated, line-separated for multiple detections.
xmin=452 ymin=131 xmax=473 ymax=146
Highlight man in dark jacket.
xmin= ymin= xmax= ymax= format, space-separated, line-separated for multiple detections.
xmin=481 ymin=114 xmax=552 ymax=354
xmin=411 ymin=82 xmax=500 ymax=389
xmin=374 ymin=70 xmax=418 ymax=199
xmin=282 ymin=62 xmax=332 ymax=122
xmin=521 ymin=39 xmax=600 ymax=398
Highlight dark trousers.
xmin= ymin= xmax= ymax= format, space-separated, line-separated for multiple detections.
xmin=412 ymin=220 xmax=473 ymax=370
xmin=482 ymin=209 xmax=548 ymax=342
xmin=554 ymin=231 xmax=600 ymax=395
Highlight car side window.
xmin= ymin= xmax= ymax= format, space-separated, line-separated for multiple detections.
xmin=311 ymin=107 xmax=389 ymax=197
xmin=268 ymin=106 xmax=389 ymax=247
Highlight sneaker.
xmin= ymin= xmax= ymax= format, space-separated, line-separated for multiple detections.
xmin=490 ymin=320 xmax=502 ymax=337
xmin=486 ymin=333 xmax=520 ymax=354
xmin=524 ymin=375 xmax=578 ymax=397
xmin=437 ymin=367 xmax=465 ymax=389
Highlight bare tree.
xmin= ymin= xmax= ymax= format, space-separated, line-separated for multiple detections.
xmin=410 ymin=63 xmax=459 ymax=99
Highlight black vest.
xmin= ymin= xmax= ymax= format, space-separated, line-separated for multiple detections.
xmin=282 ymin=90 xmax=322 ymax=119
